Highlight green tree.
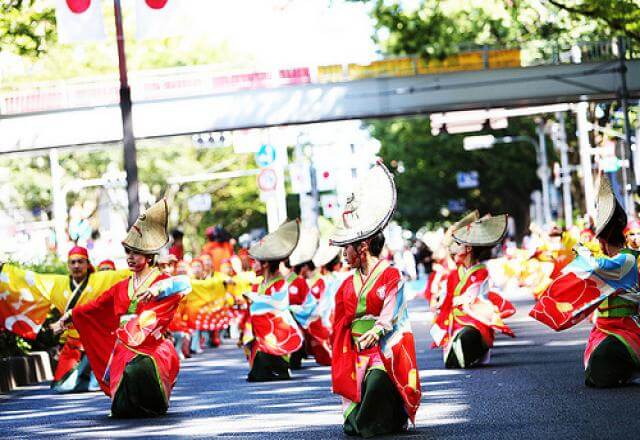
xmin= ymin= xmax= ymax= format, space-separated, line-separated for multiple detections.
xmin=371 ymin=117 xmax=539 ymax=236
xmin=548 ymin=0 xmax=640 ymax=41
xmin=347 ymin=0 xmax=628 ymax=234
xmin=0 ymin=0 xmax=56 ymax=57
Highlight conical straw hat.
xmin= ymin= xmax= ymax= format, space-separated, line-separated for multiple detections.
xmin=443 ymin=210 xmax=480 ymax=248
xmin=312 ymin=240 xmax=342 ymax=268
xmin=289 ymin=226 xmax=320 ymax=267
xmin=122 ymin=199 xmax=169 ymax=254
xmin=249 ymin=220 xmax=300 ymax=261
xmin=594 ymin=174 xmax=623 ymax=237
xmin=330 ymin=161 xmax=396 ymax=246
xmin=453 ymin=214 xmax=508 ymax=247
xmin=445 ymin=210 xmax=480 ymax=255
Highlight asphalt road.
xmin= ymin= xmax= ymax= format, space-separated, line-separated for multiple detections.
xmin=1 ymin=287 xmax=639 ymax=439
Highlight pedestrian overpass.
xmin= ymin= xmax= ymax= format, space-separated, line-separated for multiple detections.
xmin=2 ymin=47 xmax=639 ymax=154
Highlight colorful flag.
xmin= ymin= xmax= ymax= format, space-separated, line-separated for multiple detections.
xmin=55 ymin=0 xmax=106 ymax=43
xmin=0 ymin=266 xmax=56 ymax=339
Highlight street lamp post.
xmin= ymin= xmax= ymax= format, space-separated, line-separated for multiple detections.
xmin=113 ymin=0 xmax=139 ymax=227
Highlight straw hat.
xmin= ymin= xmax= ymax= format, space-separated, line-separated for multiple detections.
xmin=594 ymin=174 xmax=624 ymax=237
xmin=330 ymin=161 xmax=396 ymax=246
xmin=249 ymin=220 xmax=300 ymax=261
xmin=445 ymin=210 xmax=480 ymax=255
xmin=443 ymin=210 xmax=480 ymax=248
xmin=289 ymin=226 xmax=319 ymax=267
xmin=122 ymin=199 xmax=169 ymax=254
xmin=312 ymin=240 xmax=342 ymax=268
xmin=452 ymin=214 xmax=508 ymax=247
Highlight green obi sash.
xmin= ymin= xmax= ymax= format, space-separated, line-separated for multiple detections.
xmin=598 ymin=248 xmax=639 ymax=319
xmin=598 ymin=295 xmax=638 ymax=318
xmin=351 ymin=318 xmax=376 ymax=343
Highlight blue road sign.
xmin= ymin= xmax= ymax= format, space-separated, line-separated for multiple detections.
xmin=448 ymin=199 xmax=466 ymax=213
xmin=255 ymin=144 xmax=276 ymax=168
xmin=456 ymin=171 xmax=479 ymax=189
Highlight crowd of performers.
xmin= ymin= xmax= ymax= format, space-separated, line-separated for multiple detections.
xmin=425 ymin=173 xmax=640 ymax=389
xmin=2 ymin=161 xmax=640 ymax=437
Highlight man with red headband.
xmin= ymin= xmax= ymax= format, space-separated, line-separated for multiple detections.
xmin=0 ymin=246 xmax=129 ymax=393
xmin=97 ymin=259 xmax=116 ymax=271
xmin=624 ymin=219 xmax=640 ymax=251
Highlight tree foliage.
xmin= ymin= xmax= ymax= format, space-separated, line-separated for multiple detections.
xmin=371 ymin=117 xmax=539 ymax=235
xmin=0 ymin=0 xmax=56 ymax=57
xmin=548 ymin=0 xmax=640 ymax=42
xmin=349 ymin=0 xmax=616 ymax=61
xmin=345 ymin=0 xmax=630 ymax=234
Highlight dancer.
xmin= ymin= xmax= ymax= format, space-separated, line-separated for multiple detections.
xmin=431 ymin=214 xmax=516 ymax=369
xmin=624 ymin=219 xmax=640 ymax=251
xmin=331 ymin=162 xmax=421 ymax=438
xmin=243 ymin=220 xmax=304 ymax=382
xmin=50 ymin=200 xmax=191 ymax=417
xmin=531 ymin=175 xmax=640 ymax=387
xmin=287 ymin=227 xmax=319 ymax=368
xmin=0 ymin=247 xmax=129 ymax=392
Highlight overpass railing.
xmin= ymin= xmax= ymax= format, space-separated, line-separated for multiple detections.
xmin=1 ymin=38 xmax=636 ymax=116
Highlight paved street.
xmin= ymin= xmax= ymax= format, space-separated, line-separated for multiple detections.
xmin=1 ymin=291 xmax=638 ymax=439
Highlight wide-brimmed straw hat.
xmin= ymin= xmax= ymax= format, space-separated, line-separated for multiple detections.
xmin=249 ymin=220 xmax=300 ymax=262
xmin=312 ymin=240 xmax=342 ymax=268
xmin=453 ymin=214 xmax=508 ymax=247
xmin=445 ymin=210 xmax=480 ymax=255
xmin=443 ymin=210 xmax=480 ymax=248
xmin=289 ymin=226 xmax=319 ymax=267
xmin=330 ymin=161 xmax=396 ymax=246
xmin=594 ymin=174 xmax=625 ymax=237
xmin=122 ymin=199 xmax=169 ymax=254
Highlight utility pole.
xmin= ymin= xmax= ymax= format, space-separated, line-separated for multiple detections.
xmin=308 ymin=159 xmax=320 ymax=228
xmin=114 ymin=0 xmax=139 ymax=227
xmin=618 ymin=36 xmax=637 ymax=216
xmin=535 ymin=121 xmax=553 ymax=227
xmin=50 ymin=149 xmax=68 ymax=257
xmin=575 ymin=102 xmax=596 ymax=220
xmin=555 ymin=112 xmax=573 ymax=228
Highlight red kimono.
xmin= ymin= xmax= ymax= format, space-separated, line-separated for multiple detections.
xmin=288 ymin=274 xmax=310 ymax=306
xmin=431 ymin=263 xmax=515 ymax=356
xmin=306 ymin=276 xmax=332 ymax=365
xmin=332 ymin=261 xmax=421 ymax=427
xmin=244 ymin=276 xmax=303 ymax=381
xmin=72 ymin=270 xmax=189 ymax=417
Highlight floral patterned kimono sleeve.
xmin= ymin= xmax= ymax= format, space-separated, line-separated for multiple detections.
xmin=373 ymin=273 xmax=401 ymax=337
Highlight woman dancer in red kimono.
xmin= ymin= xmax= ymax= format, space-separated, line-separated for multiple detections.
xmin=243 ymin=220 xmax=304 ymax=382
xmin=431 ymin=214 xmax=516 ymax=369
xmin=51 ymin=200 xmax=191 ymax=418
xmin=330 ymin=162 xmax=421 ymax=438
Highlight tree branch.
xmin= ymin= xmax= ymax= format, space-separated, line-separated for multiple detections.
xmin=547 ymin=0 xmax=640 ymax=41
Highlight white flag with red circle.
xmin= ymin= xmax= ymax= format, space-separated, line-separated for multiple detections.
xmin=55 ymin=0 xmax=106 ymax=43
xmin=315 ymin=164 xmax=337 ymax=192
xmin=320 ymin=194 xmax=339 ymax=219
xmin=136 ymin=0 xmax=181 ymax=40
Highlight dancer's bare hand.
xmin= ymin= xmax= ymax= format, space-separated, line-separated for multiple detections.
xmin=136 ymin=286 xmax=158 ymax=302
xmin=357 ymin=328 xmax=380 ymax=350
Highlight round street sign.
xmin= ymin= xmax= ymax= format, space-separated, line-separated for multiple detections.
xmin=257 ymin=168 xmax=277 ymax=192
xmin=255 ymin=144 xmax=276 ymax=168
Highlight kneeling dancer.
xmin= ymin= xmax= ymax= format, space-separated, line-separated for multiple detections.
xmin=51 ymin=200 xmax=191 ymax=417
xmin=331 ymin=162 xmax=421 ymax=438
xmin=531 ymin=175 xmax=640 ymax=387
xmin=243 ymin=220 xmax=304 ymax=381
xmin=431 ymin=213 xmax=516 ymax=368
